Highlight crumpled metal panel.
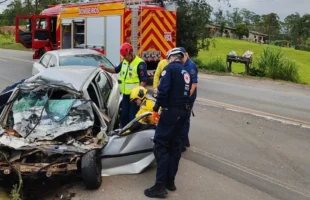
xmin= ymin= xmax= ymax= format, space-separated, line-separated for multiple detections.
xmin=10 ymin=91 xmax=94 ymax=141
xmin=0 ymin=132 xmax=106 ymax=153
xmin=25 ymin=65 xmax=98 ymax=91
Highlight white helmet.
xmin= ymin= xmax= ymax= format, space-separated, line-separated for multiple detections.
xmin=166 ymin=47 xmax=185 ymax=60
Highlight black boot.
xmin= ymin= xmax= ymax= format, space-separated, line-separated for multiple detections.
xmin=166 ymin=180 xmax=176 ymax=191
xmin=144 ymin=183 xmax=168 ymax=198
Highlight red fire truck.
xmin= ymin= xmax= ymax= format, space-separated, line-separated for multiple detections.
xmin=15 ymin=0 xmax=177 ymax=76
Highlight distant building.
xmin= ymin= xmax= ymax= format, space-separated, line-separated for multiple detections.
xmin=207 ymin=24 xmax=268 ymax=43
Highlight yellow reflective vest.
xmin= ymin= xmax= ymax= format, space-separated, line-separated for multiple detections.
xmin=153 ymin=59 xmax=169 ymax=89
xmin=119 ymin=56 xmax=144 ymax=95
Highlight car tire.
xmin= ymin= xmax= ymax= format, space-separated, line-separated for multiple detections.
xmin=81 ymin=150 xmax=102 ymax=190
xmin=39 ymin=48 xmax=46 ymax=58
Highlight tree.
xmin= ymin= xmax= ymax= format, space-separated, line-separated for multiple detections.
xmin=261 ymin=13 xmax=281 ymax=39
xmin=214 ymin=8 xmax=225 ymax=24
xmin=213 ymin=7 xmax=226 ymax=35
xmin=226 ymin=8 xmax=243 ymax=27
xmin=240 ymin=8 xmax=254 ymax=26
xmin=176 ymin=0 xmax=213 ymax=57
xmin=235 ymin=23 xmax=249 ymax=39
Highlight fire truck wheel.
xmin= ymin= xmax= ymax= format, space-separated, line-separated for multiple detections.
xmin=39 ymin=48 xmax=46 ymax=58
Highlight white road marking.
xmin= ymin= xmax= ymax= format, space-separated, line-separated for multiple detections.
xmin=189 ymin=146 xmax=310 ymax=198
xmin=0 ymin=56 xmax=33 ymax=63
xmin=0 ymin=58 xmax=8 ymax=62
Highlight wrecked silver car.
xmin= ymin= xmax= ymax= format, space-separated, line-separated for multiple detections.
xmin=0 ymin=66 xmax=155 ymax=190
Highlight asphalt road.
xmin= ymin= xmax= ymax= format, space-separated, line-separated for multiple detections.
xmin=0 ymin=49 xmax=310 ymax=200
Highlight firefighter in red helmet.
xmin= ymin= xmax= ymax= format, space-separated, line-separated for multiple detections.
xmin=99 ymin=43 xmax=148 ymax=127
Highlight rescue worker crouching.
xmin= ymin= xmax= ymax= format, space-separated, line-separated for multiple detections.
xmin=99 ymin=43 xmax=148 ymax=128
xmin=144 ymin=48 xmax=192 ymax=198
xmin=121 ymin=86 xmax=159 ymax=135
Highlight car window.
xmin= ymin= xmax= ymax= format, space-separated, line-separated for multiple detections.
xmin=59 ymin=54 xmax=115 ymax=68
xmin=87 ymin=82 xmax=101 ymax=108
xmin=95 ymin=72 xmax=112 ymax=106
xmin=48 ymin=55 xmax=57 ymax=68
xmin=40 ymin=54 xmax=51 ymax=67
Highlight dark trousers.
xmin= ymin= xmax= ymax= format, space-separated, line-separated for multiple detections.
xmin=153 ymin=106 xmax=190 ymax=184
xmin=121 ymin=94 xmax=139 ymax=127
xmin=180 ymin=101 xmax=195 ymax=146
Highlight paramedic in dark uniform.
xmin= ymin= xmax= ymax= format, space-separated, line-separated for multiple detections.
xmin=178 ymin=47 xmax=198 ymax=151
xmin=144 ymin=47 xmax=191 ymax=198
xmin=99 ymin=43 xmax=148 ymax=127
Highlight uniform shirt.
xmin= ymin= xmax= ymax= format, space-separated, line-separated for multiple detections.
xmin=156 ymin=60 xmax=191 ymax=108
xmin=136 ymin=95 xmax=157 ymax=125
xmin=153 ymin=59 xmax=169 ymax=89
xmin=115 ymin=57 xmax=148 ymax=83
xmin=184 ymin=58 xmax=198 ymax=103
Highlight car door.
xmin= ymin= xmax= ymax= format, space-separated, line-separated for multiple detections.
xmin=32 ymin=53 xmax=51 ymax=75
xmin=94 ymin=72 xmax=120 ymax=118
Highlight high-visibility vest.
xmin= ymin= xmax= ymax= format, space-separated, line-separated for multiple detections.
xmin=119 ymin=56 xmax=144 ymax=95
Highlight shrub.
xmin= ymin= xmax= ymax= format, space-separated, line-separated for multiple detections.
xmin=270 ymin=40 xmax=290 ymax=47
xmin=295 ymin=45 xmax=310 ymax=52
xmin=192 ymin=56 xmax=227 ymax=72
xmin=0 ymin=33 xmax=15 ymax=45
xmin=205 ymin=56 xmax=227 ymax=72
xmin=255 ymin=47 xmax=300 ymax=83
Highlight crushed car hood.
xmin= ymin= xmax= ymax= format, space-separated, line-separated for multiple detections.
xmin=10 ymin=97 xmax=94 ymax=140
xmin=0 ymin=82 xmax=107 ymax=153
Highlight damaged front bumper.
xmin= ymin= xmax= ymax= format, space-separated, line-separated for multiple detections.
xmin=0 ymin=127 xmax=107 ymax=176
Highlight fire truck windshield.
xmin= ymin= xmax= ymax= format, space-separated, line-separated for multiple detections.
xmin=59 ymin=54 xmax=115 ymax=68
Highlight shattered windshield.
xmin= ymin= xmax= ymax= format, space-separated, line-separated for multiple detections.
xmin=9 ymin=90 xmax=94 ymax=140
xmin=59 ymin=54 xmax=114 ymax=68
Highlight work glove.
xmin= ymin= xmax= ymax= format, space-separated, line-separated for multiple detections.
xmin=152 ymin=112 xmax=160 ymax=124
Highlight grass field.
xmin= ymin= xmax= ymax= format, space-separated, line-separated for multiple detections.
xmin=0 ymin=33 xmax=309 ymax=84
xmin=198 ymin=37 xmax=310 ymax=84
xmin=0 ymin=33 xmax=28 ymax=51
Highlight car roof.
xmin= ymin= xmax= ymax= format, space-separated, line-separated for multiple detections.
xmin=26 ymin=65 xmax=101 ymax=91
xmin=48 ymin=49 xmax=102 ymax=57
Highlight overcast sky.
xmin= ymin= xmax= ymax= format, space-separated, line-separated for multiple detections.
xmin=208 ymin=0 xmax=309 ymax=20
xmin=0 ymin=0 xmax=308 ymax=20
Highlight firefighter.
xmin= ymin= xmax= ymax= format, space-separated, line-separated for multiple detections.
xmin=130 ymin=86 xmax=158 ymax=125
xmin=117 ymin=86 xmax=159 ymax=136
xmin=99 ymin=43 xmax=147 ymax=127
xmin=178 ymin=47 xmax=198 ymax=152
xmin=144 ymin=47 xmax=191 ymax=198
xmin=119 ymin=86 xmax=158 ymax=135
xmin=153 ymin=51 xmax=169 ymax=94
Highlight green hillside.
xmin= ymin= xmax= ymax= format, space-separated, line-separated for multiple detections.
xmin=198 ymin=38 xmax=310 ymax=84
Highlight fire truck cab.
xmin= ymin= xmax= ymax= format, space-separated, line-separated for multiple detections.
xmin=15 ymin=0 xmax=177 ymax=77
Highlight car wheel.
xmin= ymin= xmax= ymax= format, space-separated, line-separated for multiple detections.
xmin=39 ymin=48 xmax=45 ymax=58
xmin=81 ymin=150 xmax=102 ymax=190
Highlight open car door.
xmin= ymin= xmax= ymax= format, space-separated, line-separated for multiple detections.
xmin=100 ymin=112 xmax=155 ymax=176
xmin=15 ymin=15 xmax=33 ymax=48
xmin=15 ymin=15 xmax=51 ymax=50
